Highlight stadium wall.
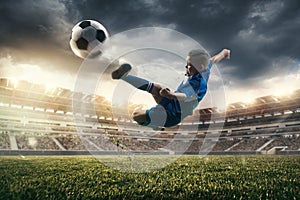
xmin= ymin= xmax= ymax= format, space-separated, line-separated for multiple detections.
xmin=0 ymin=150 xmax=169 ymax=156
xmin=1 ymin=150 xmax=299 ymax=156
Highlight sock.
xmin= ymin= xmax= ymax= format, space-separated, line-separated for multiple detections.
xmin=121 ymin=75 xmax=154 ymax=93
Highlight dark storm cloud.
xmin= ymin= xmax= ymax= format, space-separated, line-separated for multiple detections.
xmin=65 ymin=0 xmax=300 ymax=83
xmin=0 ymin=1 xmax=58 ymax=47
xmin=0 ymin=0 xmax=80 ymax=70
xmin=228 ymin=0 xmax=300 ymax=80
xmin=0 ymin=0 xmax=299 ymax=86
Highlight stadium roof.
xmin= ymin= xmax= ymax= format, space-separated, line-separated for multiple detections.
xmin=0 ymin=78 xmax=111 ymax=114
xmin=1 ymin=78 xmax=300 ymax=121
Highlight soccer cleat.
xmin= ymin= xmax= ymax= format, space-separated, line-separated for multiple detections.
xmin=111 ymin=63 xmax=132 ymax=79
xmin=149 ymin=125 xmax=165 ymax=131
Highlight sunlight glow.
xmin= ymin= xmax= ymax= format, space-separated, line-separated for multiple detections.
xmin=1 ymin=54 xmax=300 ymax=109
xmin=45 ymin=83 xmax=57 ymax=94
xmin=10 ymin=78 xmax=19 ymax=89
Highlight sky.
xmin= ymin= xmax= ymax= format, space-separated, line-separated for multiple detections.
xmin=0 ymin=0 xmax=300 ymax=108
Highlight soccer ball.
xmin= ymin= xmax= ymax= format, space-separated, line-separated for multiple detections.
xmin=70 ymin=20 xmax=109 ymax=59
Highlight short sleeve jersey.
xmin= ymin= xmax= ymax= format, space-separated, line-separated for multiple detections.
xmin=174 ymin=60 xmax=213 ymax=117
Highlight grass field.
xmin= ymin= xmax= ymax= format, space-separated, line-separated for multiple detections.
xmin=0 ymin=155 xmax=299 ymax=199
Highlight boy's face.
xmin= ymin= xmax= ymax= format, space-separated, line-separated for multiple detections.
xmin=185 ymin=60 xmax=203 ymax=77
xmin=185 ymin=61 xmax=199 ymax=77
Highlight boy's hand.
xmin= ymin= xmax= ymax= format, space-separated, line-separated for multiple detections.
xmin=222 ymin=49 xmax=230 ymax=59
xmin=159 ymin=88 xmax=171 ymax=98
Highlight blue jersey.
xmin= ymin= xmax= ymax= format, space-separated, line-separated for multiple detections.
xmin=174 ymin=60 xmax=213 ymax=118
xmin=145 ymin=60 xmax=213 ymax=128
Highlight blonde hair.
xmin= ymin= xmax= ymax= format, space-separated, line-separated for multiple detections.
xmin=186 ymin=49 xmax=210 ymax=71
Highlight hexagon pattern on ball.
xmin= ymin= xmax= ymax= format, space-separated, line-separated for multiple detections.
xmin=70 ymin=20 xmax=109 ymax=59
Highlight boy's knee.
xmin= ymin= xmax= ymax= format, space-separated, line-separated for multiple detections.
xmin=151 ymin=84 xmax=162 ymax=96
xmin=132 ymin=110 xmax=140 ymax=122
xmin=132 ymin=110 xmax=147 ymax=123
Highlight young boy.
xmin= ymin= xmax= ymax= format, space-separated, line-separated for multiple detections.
xmin=112 ymin=49 xmax=230 ymax=130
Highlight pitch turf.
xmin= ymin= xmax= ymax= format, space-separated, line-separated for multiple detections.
xmin=0 ymin=155 xmax=299 ymax=199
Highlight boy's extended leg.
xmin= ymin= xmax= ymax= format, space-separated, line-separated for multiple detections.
xmin=112 ymin=64 xmax=167 ymax=128
xmin=112 ymin=63 xmax=163 ymax=103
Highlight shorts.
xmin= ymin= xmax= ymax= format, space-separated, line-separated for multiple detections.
xmin=142 ymin=97 xmax=182 ymax=128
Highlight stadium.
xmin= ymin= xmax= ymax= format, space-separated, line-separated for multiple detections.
xmin=1 ymin=0 xmax=300 ymax=198
xmin=0 ymin=77 xmax=300 ymax=199
xmin=1 ymin=77 xmax=299 ymax=156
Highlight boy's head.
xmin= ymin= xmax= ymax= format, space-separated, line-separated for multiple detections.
xmin=186 ymin=49 xmax=210 ymax=73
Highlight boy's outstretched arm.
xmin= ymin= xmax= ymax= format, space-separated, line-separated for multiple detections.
xmin=211 ymin=49 xmax=230 ymax=64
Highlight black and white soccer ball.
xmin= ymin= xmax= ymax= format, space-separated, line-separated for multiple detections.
xmin=70 ymin=20 xmax=109 ymax=59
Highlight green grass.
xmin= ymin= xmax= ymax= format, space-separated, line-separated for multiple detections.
xmin=0 ymin=155 xmax=299 ymax=199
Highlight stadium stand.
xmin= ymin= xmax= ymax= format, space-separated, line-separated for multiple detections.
xmin=0 ymin=131 xmax=10 ymax=149
xmin=0 ymin=78 xmax=299 ymax=155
